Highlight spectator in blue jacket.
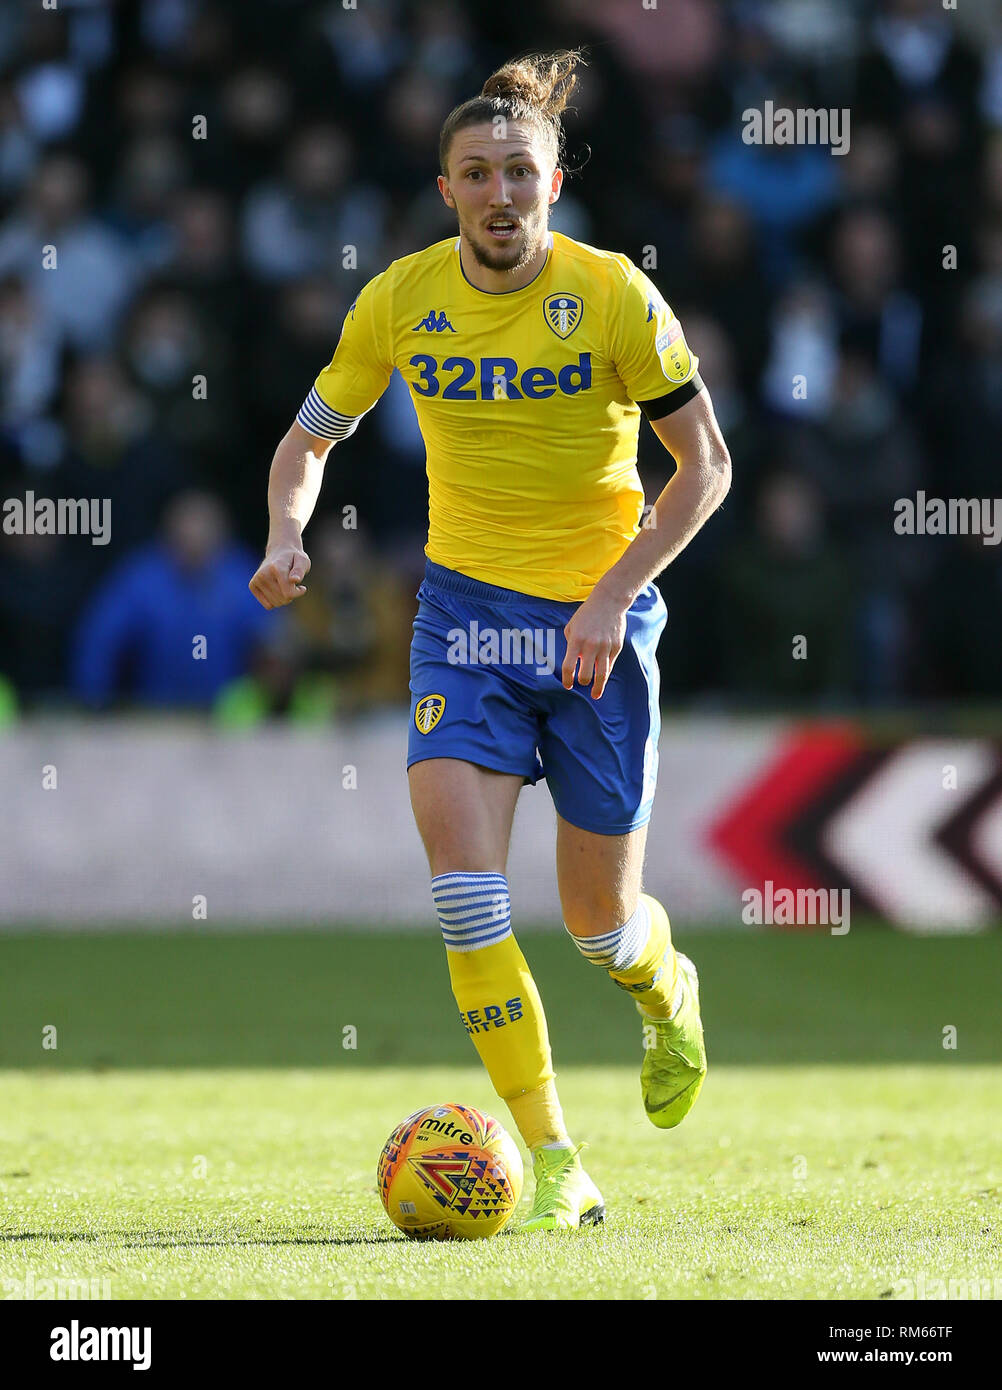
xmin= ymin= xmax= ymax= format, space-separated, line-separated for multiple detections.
xmin=72 ymin=489 xmax=276 ymax=708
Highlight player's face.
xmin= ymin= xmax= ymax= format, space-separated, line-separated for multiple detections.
xmin=439 ymin=123 xmax=561 ymax=274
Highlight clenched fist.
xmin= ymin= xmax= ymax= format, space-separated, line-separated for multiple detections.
xmin=249 ymin=543 xmax=311 ymax=609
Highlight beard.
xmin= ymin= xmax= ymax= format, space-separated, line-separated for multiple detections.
xmin=465 ymin=209 xmax=546 ymax=274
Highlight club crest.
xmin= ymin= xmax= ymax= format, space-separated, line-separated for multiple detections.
xmin=543 ymin=293 xmax=583 ymax=340
xmin=414 ymin=694 xmax=446 ymax=733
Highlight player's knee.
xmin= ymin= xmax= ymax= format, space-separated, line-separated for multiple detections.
xmin=427 ymin=849 xmax=504 ymax=879
xmin=564 ymin=898 xmax=648 ymax=969
xmin=562 ymin=892 xmax=637 ymax=941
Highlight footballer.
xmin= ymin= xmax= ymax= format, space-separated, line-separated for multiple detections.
xmin=250 ymin=49 xmax=732 ymax=1231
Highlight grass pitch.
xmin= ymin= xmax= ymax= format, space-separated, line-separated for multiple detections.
xmin=1 ymin=929 xmax=1000 ymax=1300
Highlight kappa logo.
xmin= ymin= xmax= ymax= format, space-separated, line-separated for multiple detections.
xmin=413 ymin=310 xmax=456 ymax=333
xmin=543 ymin=293 xmax=583 ymax=340
xmin=414 ymin=693 xmax=446 ymax=733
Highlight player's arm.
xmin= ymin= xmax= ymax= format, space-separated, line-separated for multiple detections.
xmin=597 ymin=389 xmax=732 ymax=604
xmin=248 ymin=423 xmax=335 ymax=610
xmin=562 ymin=389 xmax=731 ymax=697
xmin=249 ymin=274 xmax=393 ymax=610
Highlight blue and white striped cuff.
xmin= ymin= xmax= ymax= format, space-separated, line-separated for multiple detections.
xmin=295 ymin=387 xmax=363 ymax=442
xmin=567 ymin=900 xmax=650 ymax=970
xmin=432 ymin=871 xmax=512 ymax=953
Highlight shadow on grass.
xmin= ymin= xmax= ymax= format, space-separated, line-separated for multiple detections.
xmin=1 ymin=1230 xmax=401 ymax=1247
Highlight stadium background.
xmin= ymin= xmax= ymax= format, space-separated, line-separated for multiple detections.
xmin=1 ymin=0 xmax=1000 ymax=1306
xmin=1 ymin=0 xmax=1000 ymax=929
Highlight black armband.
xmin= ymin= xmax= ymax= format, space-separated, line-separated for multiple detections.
xmin=636 ymin=372 xmax=704 ymax=421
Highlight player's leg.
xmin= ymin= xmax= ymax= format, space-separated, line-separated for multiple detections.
xmin=409 ymin=758 xmax=593 ymax=1202
xmin=540 ymin=579 xmax=706 ymax=1128
xmin=408 ymin=563 xmax=603 ymax=1229
xmin=557 ymin=817 xmax=678 ymax=1010
xmin=557 ymin=813 xmax=707 ymax=1128
xmin=408 ymin=756 xmax=520 ymax=879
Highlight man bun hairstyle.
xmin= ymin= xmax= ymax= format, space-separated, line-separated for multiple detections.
xmin=439 ymin=48 xmax=586 ymax=177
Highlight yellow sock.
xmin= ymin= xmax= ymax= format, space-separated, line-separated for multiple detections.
xmin=506 ymin=1079 xmax=569 ymax=1150
xmin=607 ymin=894 xmax=679 ymax=1020
xmin=434 ymin=871 xmax=570 ymax=1150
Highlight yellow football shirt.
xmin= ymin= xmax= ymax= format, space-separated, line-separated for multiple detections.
xmin=297 ymin=230 xmax=701 ymax=601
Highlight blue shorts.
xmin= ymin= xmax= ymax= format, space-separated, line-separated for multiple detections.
xmin=407 ymin=561 xmax=667 ymax=836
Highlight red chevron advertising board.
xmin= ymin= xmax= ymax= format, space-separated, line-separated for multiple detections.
xmin=2 ymin=723 xmax=1000 ymax=928
xmin=703 ymin=727 xmax=1002 ymax=930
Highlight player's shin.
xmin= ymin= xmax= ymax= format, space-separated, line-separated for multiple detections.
xmin=567 ymin=893 xmax=682 ymax=1019
xmin=432 ymin=872 xmax=570 ymax=1150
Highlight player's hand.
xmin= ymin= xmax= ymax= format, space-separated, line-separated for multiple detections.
xmin=561 ymin=591 xmax=629 ymax=699
xmin=249 ymin=544 xmax=311 ymax=609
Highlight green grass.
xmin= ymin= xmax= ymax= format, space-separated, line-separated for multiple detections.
xmin=0 ymin=930 xmax=1000 ymax=1299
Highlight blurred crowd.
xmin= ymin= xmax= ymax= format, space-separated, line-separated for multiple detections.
xmin=0 ymin=0 xmax=1000 ymax=719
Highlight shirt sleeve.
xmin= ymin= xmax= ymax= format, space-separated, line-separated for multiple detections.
xmin=296 ymin=270 xmax=393 ymax=440
xmin=610 ymin=265 xmax=703 ymax=420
